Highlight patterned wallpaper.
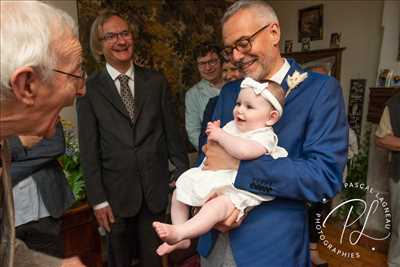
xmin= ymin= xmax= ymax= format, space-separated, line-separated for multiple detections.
xmin=77 ymin=0 xmax=231 ymax=99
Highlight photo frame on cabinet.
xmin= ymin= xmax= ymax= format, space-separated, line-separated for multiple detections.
xmin=398 ymin=32 xmax=400 ymax=61
xmin=298 ymin=5 xmax=323 ymax=42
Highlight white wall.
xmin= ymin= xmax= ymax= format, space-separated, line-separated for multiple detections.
xmin=365 ymin=0 xmax=399 ymax=231
xmin=46 ymin=0 xmax=79 ymax=126
xmin=377 ymin=0 xmax=400 ymax=73
xmin=270 ymin=1 xmax=384 ymax=138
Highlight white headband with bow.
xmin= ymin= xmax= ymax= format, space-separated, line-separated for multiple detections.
xmin=240 ymin=77 xmax=283 ymax=116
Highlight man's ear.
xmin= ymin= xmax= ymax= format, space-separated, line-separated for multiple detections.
xmin=266 ymin=110 xmax=280 ymax=126
xmin=269 ymin=23 xmax=281 ymax=47
xmin=9 ymin=66 xmax=37 ymax=106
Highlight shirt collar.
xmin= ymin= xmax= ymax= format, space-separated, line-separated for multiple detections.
xmin=270 ymin=58 xmax=290 ymax=84
xmin=106 ymin=62 xmax=134 ymax=81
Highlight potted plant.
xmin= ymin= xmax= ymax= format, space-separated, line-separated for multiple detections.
xmin=59 ymin=119 xmax=86 ymax=202
xmin=335 ymin=126 xmax=371 ymax=224
xmin=59 ymin=119 xmax=102 ymax=267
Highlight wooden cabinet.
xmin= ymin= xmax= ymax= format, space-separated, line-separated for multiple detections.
xmin=283 ymin=47 xmax=346 ymax=80
xmin=367 ymin=87 xmax=400 ymax=124
xmin=62 ymin=202 xmax=103 ymax=267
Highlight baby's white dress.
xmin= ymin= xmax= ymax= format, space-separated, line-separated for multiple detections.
xmin=175 ymin=121 xmax=288 ymax=218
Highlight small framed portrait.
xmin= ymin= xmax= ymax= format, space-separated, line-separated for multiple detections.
xmin=330 ymin=32 xmax=341 ymax=48
xmin=298 ymin=5 xmax=323 ymax=42
xmin=377 ymin=69 xmax=394 ymax=87
xmin=284 ymin=40 xmax=293 ymax=53
xmin=301 ymin=37 xmax=311 ymax=51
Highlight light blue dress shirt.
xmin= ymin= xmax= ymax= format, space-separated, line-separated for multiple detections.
xmin=13 ymin=176 xmax=50 ymax=227
xmin=185 ymin=79 xmax=220 ymax=150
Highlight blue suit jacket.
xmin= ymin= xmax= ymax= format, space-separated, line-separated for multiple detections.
xmin=197 ymin=59 xmax=348 ymax=267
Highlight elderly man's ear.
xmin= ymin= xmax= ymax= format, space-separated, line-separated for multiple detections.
xmin=10 ymin=66 xmax=39 ymax=106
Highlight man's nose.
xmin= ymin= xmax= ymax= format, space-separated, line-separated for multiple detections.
xmin=232 ymin=48 xmax=245 ymax=62
xmin=204 ymin=63 xmax=213 ymax=71
xmin=116 ymin=34 xmax=127 ymax=44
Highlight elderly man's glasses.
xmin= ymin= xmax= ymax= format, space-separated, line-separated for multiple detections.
xmin=222 ymin=23 xmax=271 ymax=60
xmin=53 ymin=68 xmax=86 ymax=80
xmin=101 ymin=30 xmax=132 ymax=43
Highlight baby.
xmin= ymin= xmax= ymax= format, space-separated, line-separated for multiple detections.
xmin=153 ymin=77 xmax=288 ymax=256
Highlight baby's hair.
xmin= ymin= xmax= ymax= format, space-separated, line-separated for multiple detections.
xmin=258 ymin=79 xmax=285 ymax=109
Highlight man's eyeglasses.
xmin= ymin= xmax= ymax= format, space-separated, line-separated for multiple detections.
xmin=53 ymin=68 xmax=86 ymax=80
xmin=197 ymin=58 xmax=220 ymax=68
xmin=101 ymin=30 xmax=132 ymax=43
xmin=222 ymin=23 xmax=271 ymax=60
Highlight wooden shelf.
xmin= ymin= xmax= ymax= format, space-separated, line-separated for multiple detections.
xmin=283 ymin=47 xmax=346 ymax=80
xmin=367 ymin=87 xmax=400 ymax=124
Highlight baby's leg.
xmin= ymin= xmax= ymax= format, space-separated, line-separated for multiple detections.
xmin=154 ymin=190 xmax=191 ymax=255
xmin=153 ymin=195 xmax=235 ymax=245
xmin=170 ymin=190 xmax=190 ymax=224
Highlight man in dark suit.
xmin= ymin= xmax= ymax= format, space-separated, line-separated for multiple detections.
xmin=9 ymin=122 xmax=75 ymax=257
xmin=77 ymin=10 xmax=189 ymax=267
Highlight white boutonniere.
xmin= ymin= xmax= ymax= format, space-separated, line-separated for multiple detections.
xmin=285 ymin=71 xmax=308 ymax=97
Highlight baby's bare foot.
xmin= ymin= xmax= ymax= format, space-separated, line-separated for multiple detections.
xmin=152 ymin=221 xmax=182 ymax=244
xmin=156 ymin=239 xmax=191 ymax=256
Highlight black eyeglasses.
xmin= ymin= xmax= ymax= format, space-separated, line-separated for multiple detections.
xmin=101 ymin=30 xmax=132 ymax=43
xmin=53 ymin=68 xmax=86 ymax=80
xmin=222 ymin=24 xmax=271 ymax=60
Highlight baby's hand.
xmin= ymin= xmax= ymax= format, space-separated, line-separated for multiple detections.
xmin=206 ymin=120 xmax=223 ymax=142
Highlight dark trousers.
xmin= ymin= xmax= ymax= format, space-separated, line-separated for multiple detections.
xmin=107 ymin=202 xmax=164 ymax=267
xmin=15 ymin=216 xmax=63 ymax=257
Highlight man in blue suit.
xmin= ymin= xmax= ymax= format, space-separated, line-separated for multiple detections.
xmin=198 ymin=1 xmax=348 ymax=266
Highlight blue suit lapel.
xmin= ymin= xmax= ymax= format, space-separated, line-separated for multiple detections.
xmin=281 ymin=58 xmax=304 ymax=94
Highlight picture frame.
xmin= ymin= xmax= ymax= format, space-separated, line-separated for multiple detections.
xmin=298 ymin=5 xmax=323 ymax=42
xmin=398 ymin=31 xmax=400 ymax=61
xmin=301 ymin=37 xmax=311 ymax=51
xmin=330 ymin=32 xmax=341 ymax=48
xmin=348 ymin=79 xmax=366 ymax=140
xmin=284 ymin=40 xmax=293 ymax=53
xmin=377 ymin=69 xmax=394 ymax=87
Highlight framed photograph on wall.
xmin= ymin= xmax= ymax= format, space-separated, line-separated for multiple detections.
xmin=348 ymin=79 xmax=366 ymax=140
xmin=298 ymin=5 xmax=323 ymax=42
xmin=398 ymin=32 xmax=400 ymax=61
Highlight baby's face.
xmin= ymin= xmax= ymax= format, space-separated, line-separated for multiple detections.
xmin=233 ymin=87 xmax=274 ymax=132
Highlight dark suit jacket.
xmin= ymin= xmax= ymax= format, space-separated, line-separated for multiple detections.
xmin=77 ymin=65 xmax=189 ymax=217
xmin=9 ymin=122 xmax=75 ymax=218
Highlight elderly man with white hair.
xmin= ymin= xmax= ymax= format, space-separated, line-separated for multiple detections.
xmin=0 ymin=1 xmax=86 ymax=267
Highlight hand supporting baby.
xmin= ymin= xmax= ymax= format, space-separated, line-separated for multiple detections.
xmin=203 ymin=120 xmax=243 ymax=232
xmin=205 ymin=120 xmax=224 ymax=142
